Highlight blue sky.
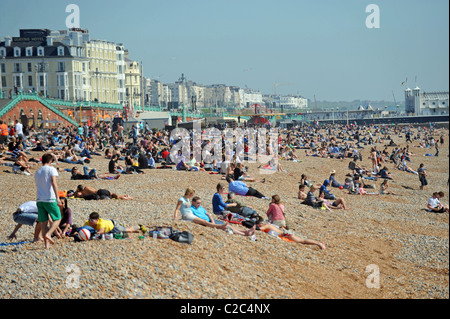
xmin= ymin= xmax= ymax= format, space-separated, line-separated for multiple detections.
xmin=1 ymin=0 xmax=448 ymax=101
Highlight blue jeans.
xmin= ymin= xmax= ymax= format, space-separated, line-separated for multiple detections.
xmin=80 ymin=149 xmax=91 ymax=159
xmin=63 ymin=159 xmax=84 ymax=164
xmin=83 ymin=166 xmax=97 ymax=178
xmin=13 ymin=212 xmax=38 ymax=226
xmin=240 ymin=206 xmax=258 ymax=218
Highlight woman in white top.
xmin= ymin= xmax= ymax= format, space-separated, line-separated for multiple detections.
xmin=174 ymin=188 xmax=227 ymax=230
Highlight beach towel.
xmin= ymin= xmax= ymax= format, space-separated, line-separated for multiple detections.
xmin=0 ymin=241 xmax=32 ymax=247
xmin=219 ymin=213 xmax=246 ymax=225
xmin=261 ymin=229 xmax=295 ymax=243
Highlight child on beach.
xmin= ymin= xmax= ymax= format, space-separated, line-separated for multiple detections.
xmin=380 ymin=180 xmax=397 ymax=195
xmin=83 ymin=212 xmax=147 ymax=237
xmin=358 ymin=186 xmax=378 ymax=195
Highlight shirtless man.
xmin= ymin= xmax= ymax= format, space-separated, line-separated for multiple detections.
xmin=74 ymin=185 xmax=132 ymax=200
xmin=298 ymin=184 xmax=308 ymax=200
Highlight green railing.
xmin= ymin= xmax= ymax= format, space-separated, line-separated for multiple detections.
xmin=0 ymin=93 xmax=78 ymax=126
xmin=46 ymin=97 xmax=124 ymax=110
xmin=2 ymin=93 xmax=304 ymax=125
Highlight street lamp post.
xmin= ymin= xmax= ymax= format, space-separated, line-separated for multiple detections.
xmin=94 ymin=68 xmax=100 ymax=103
xmin=0 ymin=56 xmax=5 ymax=99
xmin=41 ymin=60 xmax=48 ymax=98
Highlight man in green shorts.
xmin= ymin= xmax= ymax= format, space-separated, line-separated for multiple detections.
xmin=35 ymin=153 xmax=62 ymax=249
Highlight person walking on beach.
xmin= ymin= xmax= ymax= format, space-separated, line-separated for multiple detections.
xmin=35 ymin=153 xmax=62 ymax=249
xmin=418 ymin=163 xmax=428 ymax=190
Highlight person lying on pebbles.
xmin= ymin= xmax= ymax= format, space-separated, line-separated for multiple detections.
xmin=74 ymin=185 xmax=133 ymax=200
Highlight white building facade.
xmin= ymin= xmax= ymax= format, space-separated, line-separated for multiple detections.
xmin=239 ymin=88 xmax=263 ymax=108
xmin=405 ymin=87 xmax=449 ymax=115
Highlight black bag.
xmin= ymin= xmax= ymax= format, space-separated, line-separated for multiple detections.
xmin=169 ymin=231 xmax=194 ymax=245
xmin=241 ymin=220 xmax=255 ymax=229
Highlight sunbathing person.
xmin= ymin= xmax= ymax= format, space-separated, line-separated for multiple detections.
xmin=298 ymin=184 xmax=308 ymax=200
xmin=174 ymin=188 xmax=228 ymax=230
xmin=378 ymin=166 xmax=393 ymax=180
xmin=185 ymin=153 xmax=206 ymax=172
xmin=74 ymin=185 xmax=132 ymax=200
xmin=71 ymin=166 xmax=120 ymax=180
xmin=302 ymin=184 xmax=323 ymax=207
xmin=190 ymin=196 xmax=256 ymax=237
xmin=13 ymin=156 xmax=34 ymax=175
xmin=318 ymin=191 xmax=349 ymax=210
xmin=329 ymin=170 xmax=343 ymax=188
xmin=358 ymin=186 xmax=378 ymax=196
xmin=380 ymin=180 xmax=397 ymax=195
xmin=225 ymin=191 xmax=260 ymax=219
xmin=427 ymin=192 xmax=449 ymax=213
xmin=233 ymin=163 xmax=265 ymax=183
xmin=250 ymin=219 xmax=325 ymax=250
xmin=225 ymin=176 xmax=267 ymax=199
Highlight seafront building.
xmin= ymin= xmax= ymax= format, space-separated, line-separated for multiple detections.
xmin=85 ymin=39 xmax=119 ymax=104
xmin=0 ymin=29 xmax=89 ymax=101
xmin=124 ymin=51 xmax=142 ymax=109
xmin=263 ymin=94 xmax=308 ymax=110
xmin=405 ymin=87 xmax=449 ymax=116
xmin=0 ymin=28 xmax=139 ymax=106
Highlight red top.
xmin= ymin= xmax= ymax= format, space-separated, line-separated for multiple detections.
xmin=266 ymin=203 xmax=285 ymax=222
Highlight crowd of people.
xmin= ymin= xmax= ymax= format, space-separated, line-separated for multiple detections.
xmin=1 ymin=119 xmax=448 ymax=250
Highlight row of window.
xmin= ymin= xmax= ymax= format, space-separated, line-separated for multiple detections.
xmin=0 ymin=46 xmax=65 ymax=58
xmin=1 ymin=74 xmax=126 ymax=89
xmin=1 ymin=74 xmax=65 ymax=88
xmin=1 ymin=62 xmax=66 ymax=73
xmin=4 ymin=109 xmax=62 ymax=128
xmin=1 ymin=60 xmax=128 ymax=77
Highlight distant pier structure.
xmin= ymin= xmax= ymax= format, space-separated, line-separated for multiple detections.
xmin=405 ymin=87 xmax=449 ymax=116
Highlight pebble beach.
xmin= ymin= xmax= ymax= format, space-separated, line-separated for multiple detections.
xmin=0 ymin=129 xmax=448 ymax=300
